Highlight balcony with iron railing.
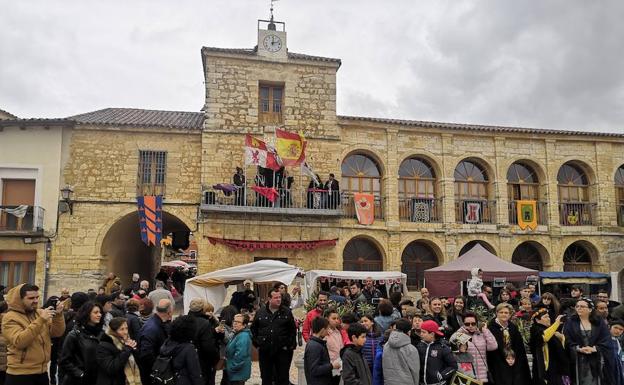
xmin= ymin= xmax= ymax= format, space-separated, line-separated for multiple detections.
xmin=0 ymin=206 xmax=45 ymax=235
xmin=201 ymin=186 xmax=343 ymax=217
xmin=559 ymin=202 xmax=597 ymax=226
xmin=341 ymin=193 xmax=384 ymax=221
xmin=454 ymin=199 xmax=497 ymax=224
xmin=508 ymin=201 xmax=548 ymax=226
xmin=398 ymin=197 xmax=442 ymax=223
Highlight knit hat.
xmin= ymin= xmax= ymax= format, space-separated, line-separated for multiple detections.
xmin=421 ymin=320 xmax=444 ymax=336
xmin=189 ymin=298 xmax=206 ymax=313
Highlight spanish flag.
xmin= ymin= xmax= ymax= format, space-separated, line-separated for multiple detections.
xmin=275 ymin=128 xmax=306 ymax=166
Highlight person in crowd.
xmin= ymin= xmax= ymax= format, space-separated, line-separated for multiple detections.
xmin=388 ymin=292 xmax=403 ymax=318
xmin=124 ymin=298 xmax=142 ymax=341
xmin=429 ymin=297 xmax=451 ymax=336
xmin=103 ymin=273 xmax=118 ymax=295
xmin=417 ymin=297 xmax=431 ymax=315
xmin=303 ymin=291 xmax=329 ymax=342
xmin=450 ymin=332 xmax=477 ymax=379
xmin=515 ymin=297 xmax=534 ymax=351
xmin=1 ymin=284 xmax=65 ymax=385
xmin=529 ymin=309 xmax=569 ymax=385
xmin=188 ymin=298 xmax=219 ymax=385
xmin=374 ymin=299 xmax=398 ymax=333
xmin=496 ymin=289 xmax=513 ymax=306
xmin=96 ymin=317 xmax=141 ymax=385
xmin=250 ymin=288 xmax=297 ymax=385
xmin=233 ymin=166 xmax=246 ymax=206
xmin=59 ymin=288 xmax=71 ymax=303
xmin=561 ymin=285 xmax=584 ymax=316
xmin=323 ymin=173 xmax=340 ymax=209
xmin=597 ymin=289 xmax=620 ymax=312
xmin=528 ymin=284 xmax=540 ymax=304
xmin=159 ymin=315 xmax=203 ymax=385
xmin=382 ymin=318 xmax=420 ymax=385
xmin=171 ymin=267 xmax=187 ymax=295
xmin=97 ymin=287 xmax=106 ymax=296
xmin=304 ymin=316 xmax=340 ymax=385
xmin=95 ymin=293 xmax=115 ymax=328
xmin=487 ymin=303 xmax=531 ymax=385
xmin=399 ymin=299 xmax=415 ymax=316
xmin=447 ymin=296 xmax=466 ymax=334
xmin=137 ymin=298 xmax=172 ymax=385
xmin=341 ymin=323 xmax=372 ymax=385
xmin=128 ymin=273 xmax=141 ymax=296
xmin=216 ymin=305 xmax=237 ymax=385
xmin=329 ymin=286 xmax=346 ymax=305
xmin=611 ymin=319 xmax=624 ymax=353
xmin=57 ymin=292 xmax=89 ymax=384
xmin=563 ymin=298 xmax=618 ymax=385
xmin=451 ymin=312 xmax=498 ymax=383
xmin=139 ymin=280 xmax=150 ymax=294
xmin=410 ymin=310 xmax=424 ymax=347
xmin=109 ymin=291 xmax=127 ymax=318
xmin=361 ymin=278 xmax=382 ymax=304
xmin=225 ymin=313 xmax=252 ymax=385
xmin=596 ymin=300 xmax=611 ymax=323
xmin=44 ymin=296 xmax=63 ymax=385
xmin=230 ymin=280 xmax=256 ymax=312
xmin=59 ymin=301 xmax=105 ymax=384
xmin=609 ymin=319 xmax=624 ymax=384
xmin=155 ymin=269 xmax=169 ymax=285
xmin=0 ymin=301 xmax=8 ymax=385
xmin=275 ymin=283 xmax=292 ymax=308
xmin=536 ymin=292 xmax=562 ymax=321
xmin=342 ymin=313 xmax=358 ymax=333
xmin=138 ymin=298 xmax=153 ymax=324
xmin=148 ymin=280 xmax=175 ymax=306
xmin=372 ymin=329 xmax=390 ymax=385
xmin=419 ymin=287 xmax=430 ymax=300
xmin=325 ymin=308 xmax=349 ymax=385
xmin=416 ymin=320 xmax=457 ymax=385
xmin=87 ymin=289 xmax=97 ymax=301
xmin=359 ymin=315 xmax=381 ymax=374
xmin=349 ymin=283 xmax=368 ymax=308
xmin=467 ymin=268 xmax=495 ymax=310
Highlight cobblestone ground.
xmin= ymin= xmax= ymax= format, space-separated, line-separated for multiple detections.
xmin=215 ymin=346 xmax=304 ymax=385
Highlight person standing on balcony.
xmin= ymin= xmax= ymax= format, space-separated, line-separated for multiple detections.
xmin=324 ymin=174 xmax=340 ymax=209
xmin=233 ymin=167 xmax=246 ymax=206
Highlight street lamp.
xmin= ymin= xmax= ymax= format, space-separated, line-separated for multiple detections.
xmin=60 ymin=185 xmax=74 ymax=215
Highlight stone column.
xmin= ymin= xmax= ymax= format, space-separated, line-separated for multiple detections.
xmin=494 ymin=137 xmax=509 ymax=225
xmin=594 ymin=142 xmax=616 ymax=226
xmin=544 ymin=139 xmax=561 ymax=231
xmin=440 ymin=134 xmax=456 ymax=224
xmin=385 ymin=129 xmax=400 ymax=226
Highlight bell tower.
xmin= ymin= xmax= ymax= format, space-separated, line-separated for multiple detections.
xmin=257 ymin=1 xmax=287 ymax=60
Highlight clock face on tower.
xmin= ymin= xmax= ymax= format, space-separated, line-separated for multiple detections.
xmin=262 ymin=34 xmax=282 ymax=52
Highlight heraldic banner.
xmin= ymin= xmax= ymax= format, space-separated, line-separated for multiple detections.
xmin=353 ymin=193 xmax=375 ymax=225
xmin=517 ymin=200 xmax=538 ymax=230
xmin=137 ymin=195 xmax=163 ymax=246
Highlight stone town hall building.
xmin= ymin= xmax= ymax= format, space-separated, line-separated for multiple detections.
xmin=1 ymin=19 xmax=624 ymax=297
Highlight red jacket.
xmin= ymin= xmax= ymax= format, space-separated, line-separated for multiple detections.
xmin=302 ymin=308 xmax=323 ymax=342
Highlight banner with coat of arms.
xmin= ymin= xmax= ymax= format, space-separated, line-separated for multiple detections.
xmin=517 ymin=200 xmax=537 ymax=230
xmin=464 ymin=201 xmax=481 ymax=224
xmin=353 ymin=193 xmax=375 ymax=225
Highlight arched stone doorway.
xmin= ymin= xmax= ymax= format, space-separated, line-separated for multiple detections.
xmin=459 ymin=240 xmax=497 ymax=257
xmin=512 ymin=241 xmax=546 ymax=271
xmin=100 ymin=211 xmax=191 ymax=287
xmin=563 ymin=241 xmax=594 ymax=272
xmin=342 ymin=237 xmax=383 ymax=271
xmin=401 ymin=241 xmax=440 ymax=290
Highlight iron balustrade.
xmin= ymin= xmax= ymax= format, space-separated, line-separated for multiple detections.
xmin=0 ymin=206 xmax=45 ymax=233
xmin=508 ymin=201 xmax=548 ymax=225
xmin=341 ymin=193 xmax=384 ymax=220
xmin=559 ymin=202 xmax=596 ymax=226
xmin=454 ymin=199 xmax=497 ymax=224
xmin=203 ymin=186 xmax=342 ymax=211
xmin=398 ymin=197 xmax=442 ymax=223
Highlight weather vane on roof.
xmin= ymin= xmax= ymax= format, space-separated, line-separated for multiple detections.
xmin=270 ymin=0 xmax=279 ymax=23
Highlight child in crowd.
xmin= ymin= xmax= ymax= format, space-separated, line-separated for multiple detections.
xmin=325 ymin=308 xmax=350 ymax=385
xmin=304 ymin=317 xmax=340 ymax=385
xmin=341 ymin=323 xmax=373 ymax=385
xmin=504 ymin=348 xmax=516 ymax=367
xmin=410 ymin=310 xmax=424 ymax=346
xmin=467 ymin=267 xmax=495 ymax=309
xmin=416 ymin=320 xmax=458 ymax=385
xmin=450 ymin=333 xmax=477 ymax=379
xmin=359 ymin=315 xmax=382 ymax=373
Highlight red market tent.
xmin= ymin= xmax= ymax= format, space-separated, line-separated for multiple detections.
xmin=424 ymin=244 xmax=538 ymax=297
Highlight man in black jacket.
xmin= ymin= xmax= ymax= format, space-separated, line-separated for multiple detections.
xmin=137 ymin=298 xmax=172 ymax=385
xmin=304 ymin=317 xmax=340 ymax=385
xmin=188 ymin=298 xmax=220 ymax=385
xmin=251 ymin=288 xmax=297 ymax=385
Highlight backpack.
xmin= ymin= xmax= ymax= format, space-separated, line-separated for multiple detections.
xmin=150 ymin=354 xmax=177 ymax=385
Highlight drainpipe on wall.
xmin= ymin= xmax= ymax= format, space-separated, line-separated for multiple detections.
xmin=43 ymin=239 xmax=52 ymax=300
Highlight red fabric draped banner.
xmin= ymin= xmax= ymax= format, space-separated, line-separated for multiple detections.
xmin=207 ymin=237 xmax=338 ymax=252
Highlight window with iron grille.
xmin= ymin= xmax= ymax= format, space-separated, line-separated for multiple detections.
xmin=137 ymin=150 xmax=167 ymax=196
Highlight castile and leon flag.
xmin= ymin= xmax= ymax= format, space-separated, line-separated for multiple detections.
xmin=275 ymin=128 xmax=307 ymax=167
xmin=244 ymin=134 xmax=281 ymax=170
xmin=137 ymin=195 xmax=163 ymax=246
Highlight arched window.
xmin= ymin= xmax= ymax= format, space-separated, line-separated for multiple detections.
xmin=507 ymin=162 xmax=543 ymax=224
xmin=458 ymin=240 xmax=497 ymax=257
xmin=512 ymin=242 xmax=543 ymax=271
xmin=342 ymin=153 xmax=383 ymax=219
xmin=454 ymin=160 xmax=493 ymax=223
xmin=398 ymin=157 xmax=438 ymax=222
xmin=557 ymin=163 xmax=593 ymax=225
xmin=343 ymin=238 xmax=383 ymax=271
xmin=401 ymin=241 xmax=439 ymax=289
xmin=616 ymin=165 xmax=624 ymax=226
xmin=563 ymin=243 xmax=592 ymax=272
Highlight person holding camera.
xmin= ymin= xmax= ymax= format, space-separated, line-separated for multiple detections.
xmin=1 ymin=283 xmax=65 ymax=385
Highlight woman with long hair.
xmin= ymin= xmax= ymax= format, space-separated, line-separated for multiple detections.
xmin=359 ymin=314 xmax=382 ymax=374
xmin=96 ymin=317 xmax=141 ymax=385
xmin=447 ymin=296 xmax=466 ymax=334
xmin=536 ymin=292 xmax=561 ymax=320
xmin=563 ymin=298 xmax=617 ymax=385
xmin=59 ymin=301 xmax=105 ymax=385
xmin=529 ymin=309 xmax=569 ymax=385
xmin=496 ymin=289 xmax=513 ymax=305
xmin=486 ymin=303 xmax=531 ymax=385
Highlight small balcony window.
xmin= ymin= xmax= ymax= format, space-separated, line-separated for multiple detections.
xmin=137 ymin=150 xmax=167 ymax=196
xmin=259 ymin=84 xmax=283 ymax=124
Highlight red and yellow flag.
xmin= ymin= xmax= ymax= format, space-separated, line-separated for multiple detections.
xmin=353 ymin=193 xmax=375 ymax=225
xmin=275 ymin=128 xmax=306 ymax=166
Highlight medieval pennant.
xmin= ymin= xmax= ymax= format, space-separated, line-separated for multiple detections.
xmin=244 ymin=134 xmax=281 ymax=170
xmin=517 ymin=200 xmax=538 ymax=230
xmin=275 ymin=128 xmax=306 ymax=166
xmin=137 ymin=195 xmax=163 ymax=246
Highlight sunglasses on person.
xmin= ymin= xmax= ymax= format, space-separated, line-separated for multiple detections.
xmin=464 ymin=322 xmax=477 ymax=326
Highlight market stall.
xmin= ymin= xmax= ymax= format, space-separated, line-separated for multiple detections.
xmin=304 ymin=269 xmax=408 ymax=300
xmin=424 ymin=244 xmax=538 ymax=297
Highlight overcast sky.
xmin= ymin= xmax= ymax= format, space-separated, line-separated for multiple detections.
xmin=1 ymin=1 xmax=623 ymax=134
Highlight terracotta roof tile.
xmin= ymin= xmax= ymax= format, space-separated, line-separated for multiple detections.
xmin=338 ymin=115 xmax=624 ymax=138
xmin=69 ymin=108 xmax=204 ymax=130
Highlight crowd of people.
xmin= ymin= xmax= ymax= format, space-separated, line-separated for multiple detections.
xmin=0 ymin=268 xmax=623 ymax=385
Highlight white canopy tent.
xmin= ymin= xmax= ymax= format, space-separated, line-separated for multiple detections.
xmin=183 ymin=260 xmax=303 ymax=313
xmin=304 ymin=270 xmax=408 ymax=299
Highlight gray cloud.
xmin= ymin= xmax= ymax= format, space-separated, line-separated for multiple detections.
xmin=0 ymin=0 xmax=622 ymax=134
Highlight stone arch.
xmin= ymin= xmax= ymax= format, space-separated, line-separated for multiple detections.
xmin=562 ymin=240 xmax=599 ymax=272
xmin=458 ymin=240 xmax=498 ymax=257
xmin=505 ymin=158 xmax=548 ymax=200
xmin=512 ymin=241 xmax=549 ymax=271
xmin=399 ymin=153 xmax=443 ymax=182
xmin=340 ymin=147 xmax=387 ymax=177
xmin=342 ymin=235 xmax=385 ymax=271
xmin=100 ymin=210 xmax=191 ymax=287
xmin=401 ymin=239 xmax=442 ymax=290
xmin=555 ymin=158 xmax=597 ymax=185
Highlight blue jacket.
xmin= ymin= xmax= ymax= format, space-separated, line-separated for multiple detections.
xmin=372 ymin=341 xmax=384 ymax=385
xmin=138 ymin=314 xmax=169 ymax=370
xmin=226 ymin=328 xmax=252 ymax=382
